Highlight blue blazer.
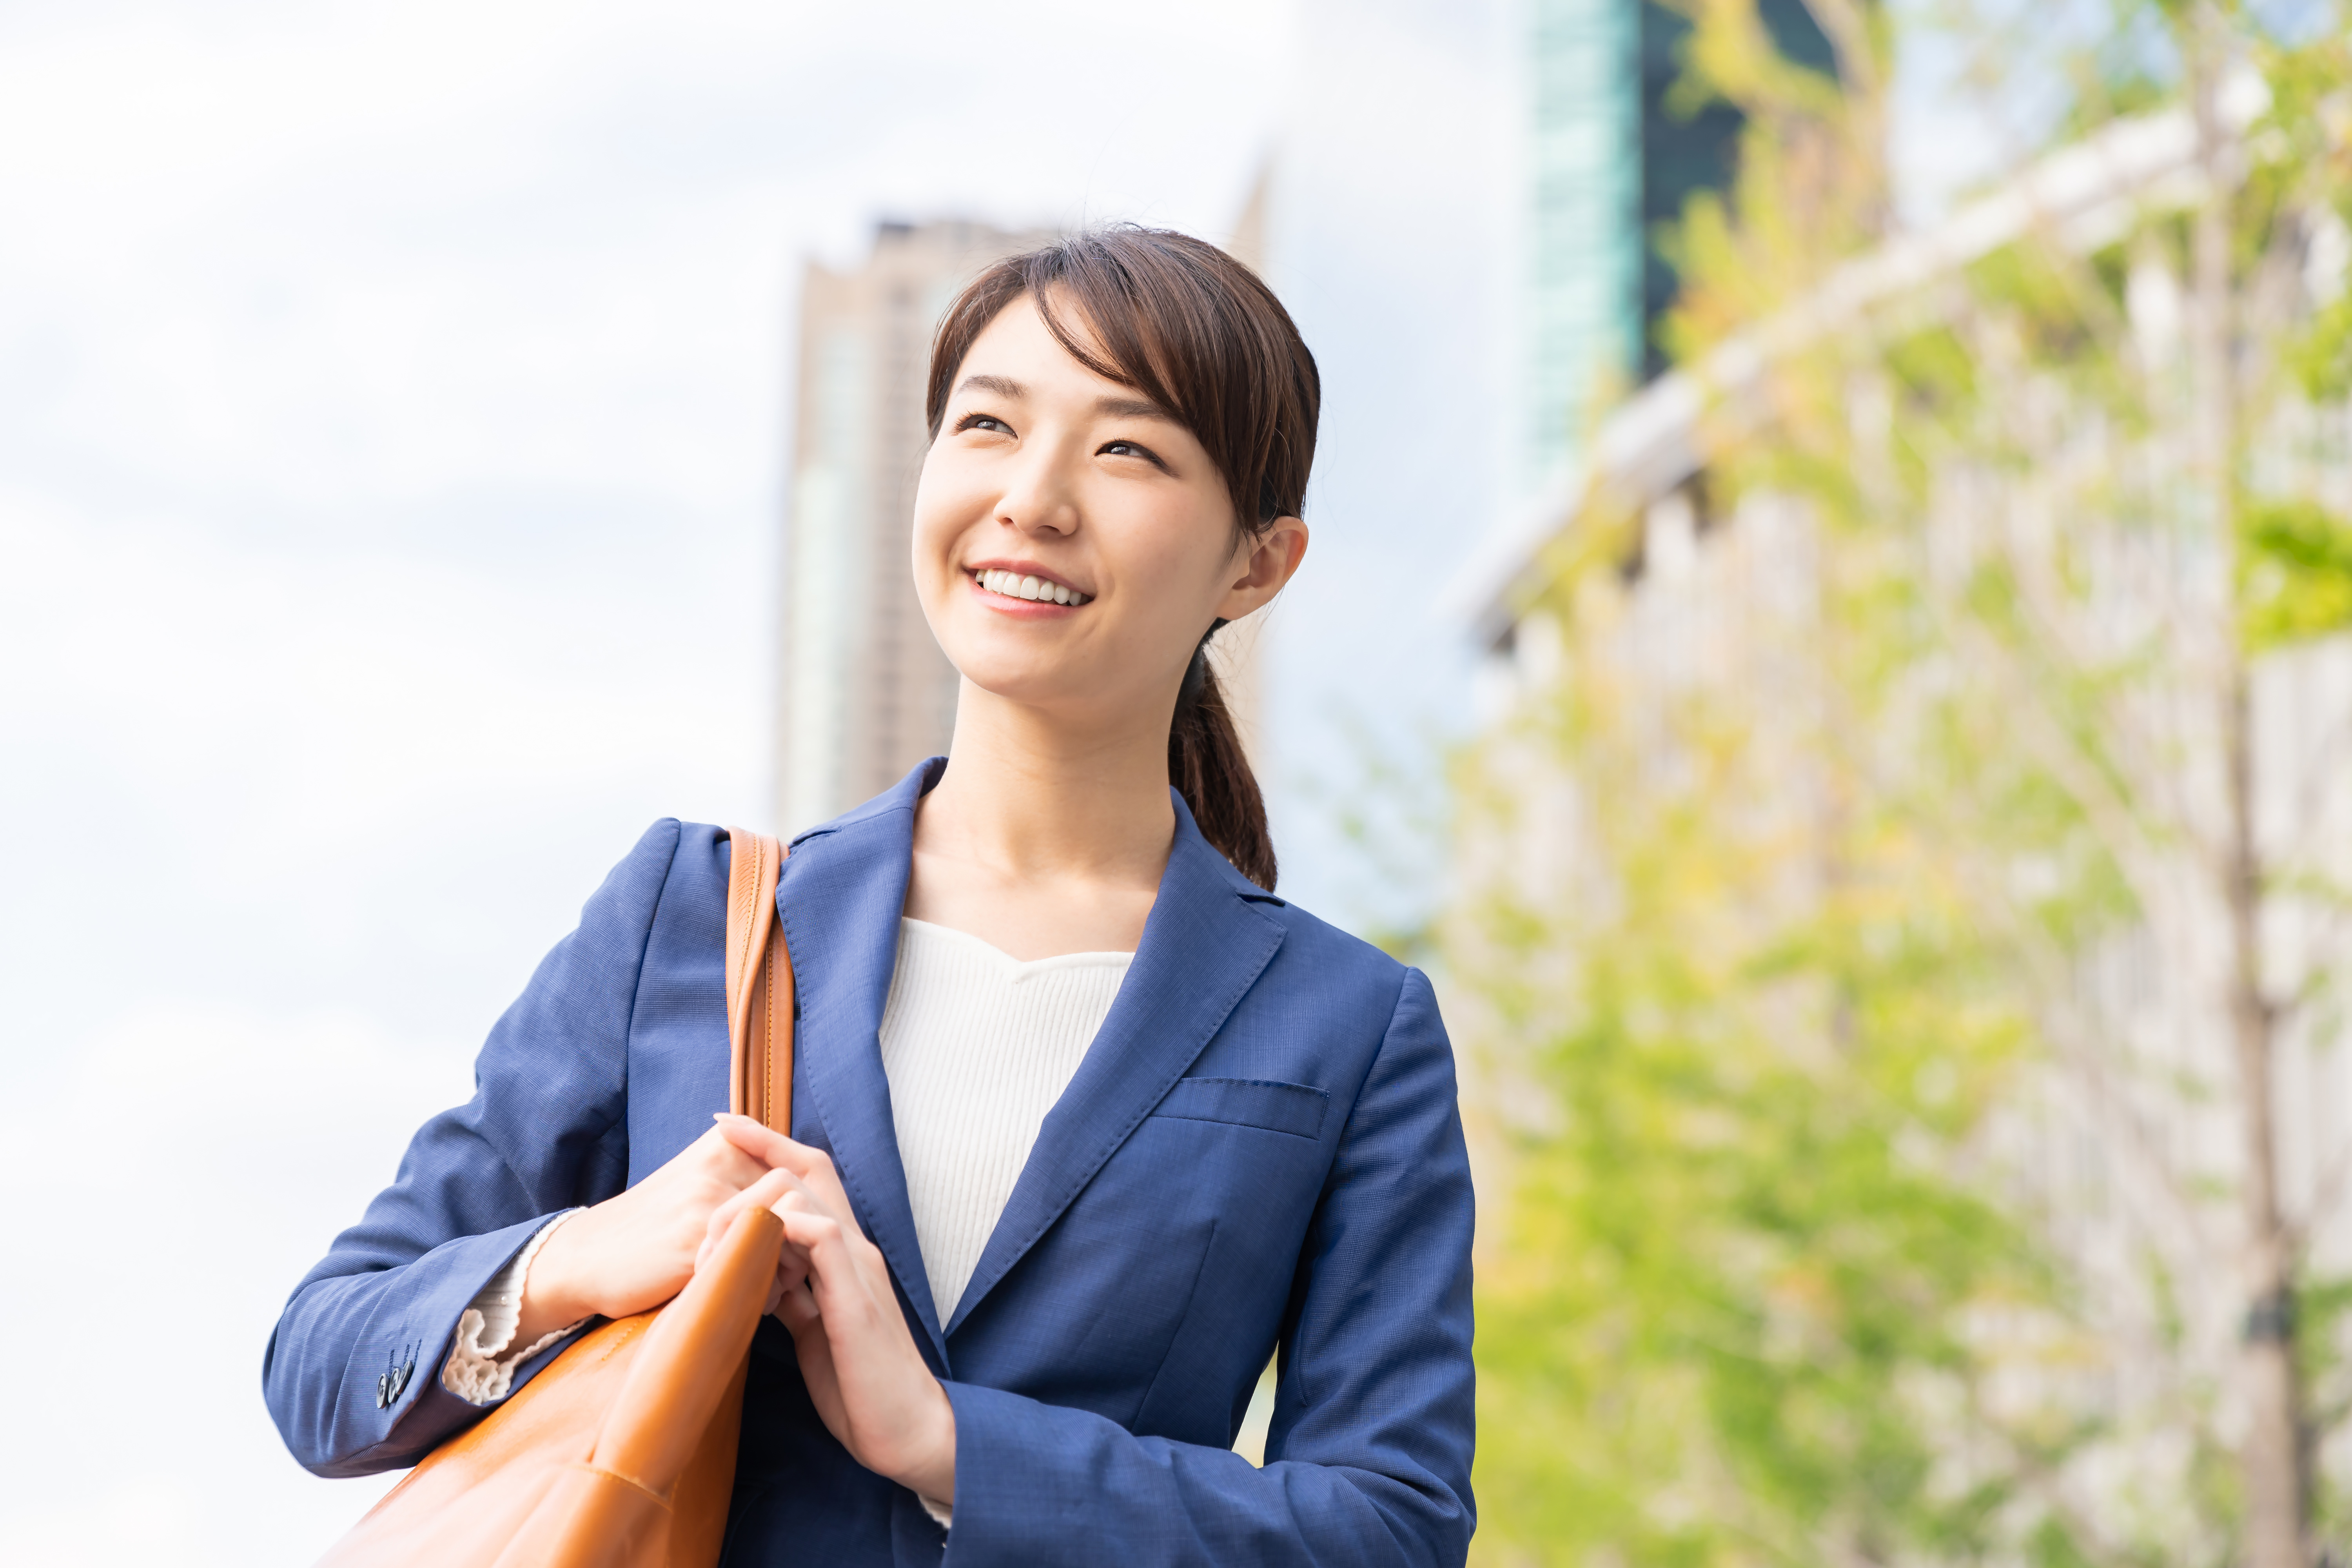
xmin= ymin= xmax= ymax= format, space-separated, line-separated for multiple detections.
xmin=265 ymin=760 xmax=1476 ymax=1566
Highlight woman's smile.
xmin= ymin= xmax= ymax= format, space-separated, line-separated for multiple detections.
xmin=965 ymin=562 xmax=1094 ymax=608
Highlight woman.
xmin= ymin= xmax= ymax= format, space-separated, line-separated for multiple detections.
xmin=265 ymin=227 xmax=1477 ymax=1566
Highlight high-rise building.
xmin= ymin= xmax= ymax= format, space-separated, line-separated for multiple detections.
xmin=776 ymin=219 xmax=1054 ymax=833
xmin=1525 ymin=0 xmax=1832 ymax=487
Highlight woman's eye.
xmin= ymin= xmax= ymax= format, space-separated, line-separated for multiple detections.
xmin=1100 ymin=439 xmax=1165 ymax=467
xmin=957 ymin=413 xmax=1012 ymax=435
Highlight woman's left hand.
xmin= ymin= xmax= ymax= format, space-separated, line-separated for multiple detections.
xmin=703 ymin=1114 xmax=958 ymax=1506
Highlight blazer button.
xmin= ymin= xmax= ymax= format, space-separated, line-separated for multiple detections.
xmin=392 ymin=1359 xmax=414 ymax=1401
xmin=375 ymin=1373 xmax=390 ymax=1410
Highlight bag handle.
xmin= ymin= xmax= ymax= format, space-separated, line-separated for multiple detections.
xmin=723 ymin=828 xmax=792 ymax=1134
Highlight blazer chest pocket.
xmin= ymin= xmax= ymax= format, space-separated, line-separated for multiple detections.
xmin=1150 ymin=1076 xmax=1328 ymax=1141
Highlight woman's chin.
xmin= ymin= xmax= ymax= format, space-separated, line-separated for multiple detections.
xmin=946 ymin=632 xmax=1081 ymax=690
xmin=952 ymin=664 xmax=1148 ymax=729
xmin=955 ymin=665 xmax=1087 ymax=711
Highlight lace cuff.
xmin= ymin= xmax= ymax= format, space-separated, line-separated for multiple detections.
xmin=441 ymin=1210 xmax=586 ymax=1406
xmin=920 ymin=1495 xmax=953 ymax=1530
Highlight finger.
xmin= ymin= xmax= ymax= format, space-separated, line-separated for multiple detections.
xmin=782 ymin=1296 xmax=842 ymax=1439
xmin=779 ymin=1187 xmax=884 ymax=1290
xmin=775 ymin=1277 xmax=821 ymax=1331
xmin=712 ymin=1113 xmax=805 ymax=1170
xmin=717 ymin=1168 xmax=795 ymax=1232
xmin=774 ymin=1246 xmax=812 ymax=1298
xmin=749 ymin=1158 xmax=859 ymax=1240
xmin=697 ymin=1168 xmax=794 ymax=1270
xmin=677 ymin=1129 xmax=769 ymax=1203
xmin=713 ymin=1116 xmax=853 ymax=1202
xmin=799 ymin=1179 xmax=864 ymax=1243
xmin=771 ymin=1187 xmax=862 ymax=1267
xmin=775 ymin=1210 xmax=869 ymax=1317
xmin=699 ymin=1125 xmax=773 ymax=1190
xmin=716 ymin=1124 xmax=863 ymax=1241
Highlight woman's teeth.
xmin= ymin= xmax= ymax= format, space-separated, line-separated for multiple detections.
xmin=977 ymin=568 xmax=1088 ymax=606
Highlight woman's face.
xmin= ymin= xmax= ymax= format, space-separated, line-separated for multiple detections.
xmin=911 ymin=294 xmax=1306 ymax=732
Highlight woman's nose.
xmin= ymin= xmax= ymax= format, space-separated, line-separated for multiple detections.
xmin=995 ymin=451 xmax=1081 ymax=535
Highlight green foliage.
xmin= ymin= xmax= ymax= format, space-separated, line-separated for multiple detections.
xmin=2301 ymin=1273 xmax=2352 ymax=1545
xmin=1462 ymin=411 xmax=2116 ymax=1561
xmin=2241 ymin=499 xmax=2352 ymax=646
xmin=2288 ymin=293 xmax=2352 ymax=404
xmin=1463 ymin=0 xmax=2352 ymax=1562
xmin=1466 ymin=689 xmax=2078 ymax=1563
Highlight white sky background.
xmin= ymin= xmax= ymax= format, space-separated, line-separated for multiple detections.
xmin=0 ymin=0 xmax=2001 ymax=1560
xmin=0 ymin=2 xmax=1528 ymax=1563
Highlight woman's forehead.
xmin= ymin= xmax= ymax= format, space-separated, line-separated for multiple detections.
xmin=960 ymin=295 xmax=1116 ymax=386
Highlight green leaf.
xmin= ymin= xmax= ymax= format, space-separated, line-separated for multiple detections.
xmin=2240 ymin=498 xmax=2352 ymax=649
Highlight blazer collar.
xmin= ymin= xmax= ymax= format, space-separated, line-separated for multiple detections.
xmin=777 ymin=759 xmax=1288 ymax=1353
xmin=777 ymin=759 xmax=944 ymax=1357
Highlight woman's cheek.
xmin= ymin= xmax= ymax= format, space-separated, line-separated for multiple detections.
xmin=907 ymin=499 xmax=982 ymax=630
xmin=906 ymin=501 xmax=960 ymax=587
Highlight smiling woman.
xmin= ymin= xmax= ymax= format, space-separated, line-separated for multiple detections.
xmin=262 ymin=227 xmax=1477 ymax=1568
xmin=915 ymin=233 xmax=1319 ymax=897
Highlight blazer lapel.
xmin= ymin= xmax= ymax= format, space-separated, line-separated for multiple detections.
xmin=943 ymin=795 xmax=1287 ymax=1335
xmin=777 ymin=759 xmax=945 ymax=1361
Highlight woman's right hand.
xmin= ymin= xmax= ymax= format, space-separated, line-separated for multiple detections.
xmin=511 ymin=1125 xmax=775 ymax=1343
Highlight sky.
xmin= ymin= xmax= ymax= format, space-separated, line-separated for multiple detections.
xmin=0 ymin=2 xmax=1518 ymax=1562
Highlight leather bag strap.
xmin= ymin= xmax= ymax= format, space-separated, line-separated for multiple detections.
xmin=722 ymin=828 xmax=792 ymax=1134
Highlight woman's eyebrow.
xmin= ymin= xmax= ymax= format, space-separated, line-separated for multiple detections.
xmin=1093 ymin=394 xmax=1172 ymax=421
xmin=955 ymin=373 xmax=1025 ymax=399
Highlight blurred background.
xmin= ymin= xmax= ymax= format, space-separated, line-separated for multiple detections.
xmin=4 ymin=0 xmax=2351 ymax=1564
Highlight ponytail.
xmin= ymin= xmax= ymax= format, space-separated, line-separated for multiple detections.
xmin=1170 ymin=620 xmax=1276 ymax=890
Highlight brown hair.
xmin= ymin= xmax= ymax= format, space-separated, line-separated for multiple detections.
xmin=924 ymin=226 xmax=1319 ymax=891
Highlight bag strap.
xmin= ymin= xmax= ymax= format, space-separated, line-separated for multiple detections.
xmin=723 ymin=828 xmax=793 ymax=1134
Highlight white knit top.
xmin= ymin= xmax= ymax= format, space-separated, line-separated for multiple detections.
xmin=878 ymin=917 xmax=1134 ymax=1321
xmin=443 ymin=916 xmax=1132 ymax=1393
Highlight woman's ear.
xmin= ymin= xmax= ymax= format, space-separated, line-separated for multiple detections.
xmin=1218 ymin=517 xmax=1309 ymax=620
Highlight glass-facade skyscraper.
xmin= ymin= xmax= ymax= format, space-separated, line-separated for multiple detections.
xmin=1526 ymin=0 xmax=1833 ymax=486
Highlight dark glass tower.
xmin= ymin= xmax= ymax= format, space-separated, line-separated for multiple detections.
xmin=1527 ymin=0 xmax=1834 ymax=483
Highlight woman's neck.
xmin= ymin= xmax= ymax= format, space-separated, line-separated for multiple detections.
xmin=900 ymin=680 xmax=1175 ymax=960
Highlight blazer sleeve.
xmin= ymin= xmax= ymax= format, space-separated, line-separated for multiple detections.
xmin=939 ymin=966 xmax=1478 ymax=1567
xmin=261 ymin=819 xmax=684 ymax=1478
